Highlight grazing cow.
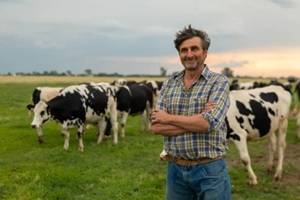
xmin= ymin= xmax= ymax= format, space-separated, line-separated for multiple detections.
xmin=26 ymin=87 xmax=64 ymax=143
xmin=226 ymin=85 xmax=292 ymax=185
xmin=30 ymin=83 xmax=118 ymax=151
xmin=113 ymin=83 xmax=154 ymax=137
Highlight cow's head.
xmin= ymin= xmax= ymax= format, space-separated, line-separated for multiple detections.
xmin=31 ymin=101 xmax=51 ymax=128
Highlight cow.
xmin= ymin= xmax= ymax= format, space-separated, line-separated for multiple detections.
xmin=229 ymin=79 xmax=268 ymax=91
xmin=108 ymin=83 xmax=154 ymax=138
xmin=26 ymin=87 xmax=64 ymax=143
xmin=30 ymin=82 xmax=118 ymax=151
xmin=226 ymin=85 xmax=292 ymax=185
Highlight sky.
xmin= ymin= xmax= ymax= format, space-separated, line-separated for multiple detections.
xmin=0 ymin=0 xmax=299 ymax=78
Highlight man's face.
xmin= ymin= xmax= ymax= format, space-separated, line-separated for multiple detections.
xmin=179 ymin=37 xmax=207 ymax=71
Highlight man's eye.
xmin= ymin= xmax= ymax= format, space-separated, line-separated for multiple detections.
xmin=191 ymin=47 xmax=199 ymax=51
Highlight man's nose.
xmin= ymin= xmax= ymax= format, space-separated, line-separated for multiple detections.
xmin=186 ymin=50 xmax=194 ymax=58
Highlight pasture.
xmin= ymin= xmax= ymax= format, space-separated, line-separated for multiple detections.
xmin=0 ymin=76 xmax=299 ymax=200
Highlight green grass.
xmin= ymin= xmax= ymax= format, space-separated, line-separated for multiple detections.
xmin=0 ymin=81 xmax=299 ymax=200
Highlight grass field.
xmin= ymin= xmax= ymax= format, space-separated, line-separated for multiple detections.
xmin=0 ymin=76 xmax=299 ymax=200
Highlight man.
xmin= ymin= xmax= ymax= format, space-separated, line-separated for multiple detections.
xmin=150 ymin=25 xmax=231 ymax=200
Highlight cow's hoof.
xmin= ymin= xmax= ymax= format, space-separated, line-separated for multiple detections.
xmin=38 ymin=139 xmax=44 ymax=144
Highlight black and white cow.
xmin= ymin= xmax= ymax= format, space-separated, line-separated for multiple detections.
xmin=26 ymin=87 xmax=64 ymax=143
xmin=229 ymin=79 xmax=268 ymax=91
xmin=30 ymin=82 xmax=118 ymax=151
xmin=226 ymin=85 xmax=292 ymax=185
xmin=115 ymin=83 xmax=154 ymax=137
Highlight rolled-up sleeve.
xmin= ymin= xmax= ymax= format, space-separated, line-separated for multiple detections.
xmin=201 ymin=78 xmax=230 ymax=132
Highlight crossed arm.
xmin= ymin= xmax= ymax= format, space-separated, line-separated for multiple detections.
xmin=150 ymin=102 xmax=216 ymax=136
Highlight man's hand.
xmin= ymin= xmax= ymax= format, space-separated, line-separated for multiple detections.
xmin=202 ymin=101 xmax=217 ymax=112
xmin=151 ymin=109 xmax=169 ymax=124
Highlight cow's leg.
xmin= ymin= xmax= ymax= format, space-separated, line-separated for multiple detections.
xmin=109 ymin=107 xmax=119 ymax=145
xmin=141 ymin=109 xmax=151 ymax=133
xmin=267 ymin=132 xmax=277 ymax=173
xmin=61 ymin=129 xmax=70 ymax=150
xmin=145 ymin=101 xmax=153 ymax=132
xmin=233 ymin=137 xmax=258 ymax=185
xmin=120 ymin=112 xmax=129 ymax=138
xmin=274 ymin=119 xmax=287 ymax=181
xmin=146 ymin=109 xmax=151 ymax=132
xmin=77 ymin=125 xmax=85 ymax=152
xmin=141 ymin=110 xmax=147 ymax=132
xmin=36 ymin=127 xmax=44 ymax=143
xmin=104 ymin=117 xmax=112 ymax=139
xmin=97 ymin=117 xmax=107 ymax=144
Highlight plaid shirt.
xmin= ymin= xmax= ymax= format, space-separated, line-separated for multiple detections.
xmin=156 ymin=65 xmax=230 ymax=160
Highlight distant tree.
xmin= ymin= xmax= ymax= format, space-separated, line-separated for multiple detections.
xmin=66 ymin=70 xmax=72 ymax=76
xmin=49 ymin=70 xmax=58 ymax=75
xmin=32 ymin=71 xmax=40 ymax=75
xmin=85 ymin=69 xmax=92 ymax=76
xmin=43 ymin=71 xmax=49 ymax=75
xmin=160 ymin=67 xmax=167 ymax=77
xmin=221 ymin=67 xmax=234 ymax=78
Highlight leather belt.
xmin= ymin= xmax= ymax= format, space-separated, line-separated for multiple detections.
xmin=164 ymin=155 xmax=224 ymax=167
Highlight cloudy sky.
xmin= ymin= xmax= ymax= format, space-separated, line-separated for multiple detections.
xmin=0 ymin=0 xmax=299 ymax=77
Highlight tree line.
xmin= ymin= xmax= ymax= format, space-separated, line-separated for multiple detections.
xmin=3 ymin=67 xmax=169 ymax=78
xmin=3 ymin=67 xmax=297 ymax=81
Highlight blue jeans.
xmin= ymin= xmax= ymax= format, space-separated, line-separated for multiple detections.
xmin=166 ymin=158 xmax=231 ymax=200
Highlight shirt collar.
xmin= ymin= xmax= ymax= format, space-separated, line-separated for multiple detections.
xmin=173 ymin=64 xmax=212 ymax=81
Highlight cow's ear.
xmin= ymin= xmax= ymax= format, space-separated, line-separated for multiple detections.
xmin=26 ymin=104 xmax=34 ymax=111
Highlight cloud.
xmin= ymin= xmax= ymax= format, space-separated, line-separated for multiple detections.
xmin=269 ymin=0 xmax=298 ymax=8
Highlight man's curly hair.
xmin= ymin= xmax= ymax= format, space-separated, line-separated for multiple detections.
xmin=174 ymin=25 xmax=211 ymax=52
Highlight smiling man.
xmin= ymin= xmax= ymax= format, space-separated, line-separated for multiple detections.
xmin=150 ymin=25 xmax=232 ymax=200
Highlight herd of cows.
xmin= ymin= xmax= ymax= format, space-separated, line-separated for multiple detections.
xmin=26 ymin=78 xmax=300 ymax=185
